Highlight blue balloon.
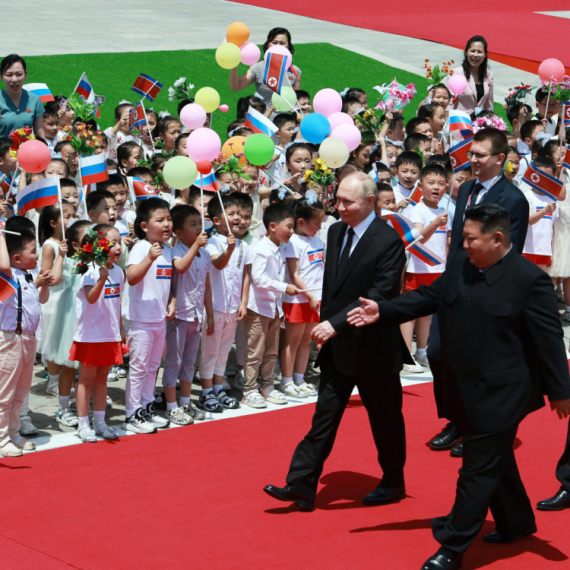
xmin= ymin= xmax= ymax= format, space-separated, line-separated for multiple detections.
xmin=300 ymin=112 xmax=331 ymax=144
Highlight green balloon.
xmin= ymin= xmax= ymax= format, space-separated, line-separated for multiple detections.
xmin=272 ymin=87 xmax=297 ymax=112
xmin=163 ymin=156 xmax=198 ymax=190
xmin=244 ymin=133 xmax=275 ymax=166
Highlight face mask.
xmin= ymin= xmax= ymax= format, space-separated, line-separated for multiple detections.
xmin=220 ymin=184 xmax=231 ymax=194
xmin=204 ymin=220 xmax=214 ymax=231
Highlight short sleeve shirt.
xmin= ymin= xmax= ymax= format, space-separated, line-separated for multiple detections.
xmin=249 ymin=62 xmax=302 ymax=112
xmin=0 ymin=90 xmax=44 ymax=137
xmin=283 ymin=234 xmax=324 ymax=304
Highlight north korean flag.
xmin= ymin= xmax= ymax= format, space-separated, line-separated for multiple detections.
xmin=131 ymin=73 xmax=163 ymax=102
xmin=262 ymin=53 xmax=288 ymax=94
xmin=523 ymin=162 xmax=563 ymax=201
xmin=128 ymin=101 xmax=146 ymax=132
xmin=104 ymin=283 xmax=121 ymax=299
xmin=156 ymin=265 xmax=172 ymax=280
xmin=449 ymin=137 xmax=472 ymax=173
xmin=563 ymin=102 xmax=570 ymax=127
xmin=127 ymin=176 xmax=158 ymax=202
xmin=307 ymin=249 xmax=324 ymax=265
xmin=409 ymin=184 xmax=423 ymax=206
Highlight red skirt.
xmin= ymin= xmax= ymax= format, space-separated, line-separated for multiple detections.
xmin=69 ymin=341 xmax=123 ymax=367
xmin=283 ymin=301 xmax=320 ymax=324
xmin=405 ymin=272 xmax=441 ymax=291
xmin=522 ymin=253 xmax=551 ymax=266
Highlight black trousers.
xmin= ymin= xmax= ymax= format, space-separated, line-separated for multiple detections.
xmin=432 ymin=425 xmax=535 ymax=553
xmin=286 ymin=367 xmax=406 ymax=496
xmin=555 ymin=418 xmax=570 ymax=491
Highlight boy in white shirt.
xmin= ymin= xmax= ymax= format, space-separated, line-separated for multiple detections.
xmin=162 ymin=205 xmax=213 ymax=424
xmin=393 ymin=152 xmax=422 ymax=217
xmin=201 ymin=195 xmax=249 ymax=412
xmin=242 ymin=203 xmax=300 ymax=409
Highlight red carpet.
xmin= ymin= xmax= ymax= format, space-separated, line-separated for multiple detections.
xmin=1 ymin=383 xmax=569 ymax=569
xmin=231 ymin=0 xmax=570 ymax=72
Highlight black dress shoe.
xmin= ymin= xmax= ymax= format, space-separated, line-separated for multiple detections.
xmin=362 ymin=483 xmax=405 ymax=506
xmin=450 ymin=442 xmax=463 ymax=458
xmin=429 ymin=422 xmax=461 ymax=450
xmin=483 ymin=522 xmax=537 ymax=543
xmin=421 ymin=548 xmax=463 ymax=570
xmin=263 ymin=484 xmax=315 ymax=511
xmin=537 ymin=487 xmax=570 ymax=511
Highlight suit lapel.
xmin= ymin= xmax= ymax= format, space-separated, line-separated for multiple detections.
xmin=327 ymin=221 xmax=347 ymax=287
xmin=482 ymin=175 xmax=506 ymax=204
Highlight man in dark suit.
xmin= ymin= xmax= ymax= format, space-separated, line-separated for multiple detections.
xmin=347 ymin=203 xmax=570 ymax=570
xmin=264 ymin=172 xmax=412 ymax=511
xmin=429 ymin=128 xmax=530 ymax=456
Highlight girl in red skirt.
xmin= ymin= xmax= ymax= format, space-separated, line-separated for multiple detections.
xmin=280 ymin=196 xmax=326 ymax=398
xmin=69 ymin=225 xmax=125 ymax=442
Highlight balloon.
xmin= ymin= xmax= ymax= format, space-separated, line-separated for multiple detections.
xmin=222 ymin=136 xmax=247 ymax=165
xmin=218 ymin=104 xmax=229 ymax=113
xmin=186 ymin=128 xmax=222 ymax=163
xmin=331 ymin=123 xmax=361 ymax=152
xmin=264 ymin=45 xmax=292 ymax=70
xmin=538 ymin=58 xmax=566 ymax=83
xmin=163 ymin=156 xmax=198 ymax=190
xmin=215 ymin=43 xmax=242 ymax=70
xmin=196 ymin=160 xmax=212 ymax=176
xmin=243 ymin=134 xmax=275 ymax=166
xmin=240 ymin=42 xmax=261 ymax=66
xmin=299 ymin=113 xmax=331 ymax=144
xmin=227 ymin=22 xmax=250 ymax=47
xmin=18 ymin=139 xmax=51 ymax=173
xmin=328 ymin=112 xmax=354 ymax=131
xmin=180 ymin=103 xmax=207 ymax=130
xmin=313 ymin=88 xmax=343 ymax=118
xmin=272 ymin=87 xmax=297 ymax=112
xmin=319 ymin=137 xmax=349 ymax=169
xmin=195 ymin=87 xmax=220 ymax=113
xmin=448 ymin=75 xmax=467 ymax=96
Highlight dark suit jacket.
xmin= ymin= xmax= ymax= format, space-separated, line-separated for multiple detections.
xmin=449 ymin=175 xmax=529 ymax=264
xmin=316 ymin=215 xmax=411 ymax=377
xmin=377 ymin=249 xmax=570 ymax=433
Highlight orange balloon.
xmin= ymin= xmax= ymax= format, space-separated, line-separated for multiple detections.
xmin=222 ymin=136 xmax=247 ymax=165
xmin=227 ymin=22 xmax=250 ymax=47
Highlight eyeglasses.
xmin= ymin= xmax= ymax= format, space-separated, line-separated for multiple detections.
xmin=466 ymin=151 xmax=498 ymax=160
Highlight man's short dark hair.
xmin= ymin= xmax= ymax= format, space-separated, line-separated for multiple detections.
xmin=472 ymin=128 xmax=509 ymax=161
xmin=464 ymin=203 xmax=511 ymax=242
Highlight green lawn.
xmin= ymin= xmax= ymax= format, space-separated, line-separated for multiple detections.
xmin=2 ymin=43 xmax=507 ymax=137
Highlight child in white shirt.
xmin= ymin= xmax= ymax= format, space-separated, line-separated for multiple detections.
xmin=393 ymin=152 xmax=422 ymax=217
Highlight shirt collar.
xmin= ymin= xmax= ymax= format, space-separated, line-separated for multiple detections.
xmin=476 ymin=174 xmax=501 ymax=191
xmin=262 ymin=236 xmax=280 ymax=253
xmin=479 ymin=245 xmax=512 ymax=274
xmin=351 ymin=210 xmax=376 ymax=239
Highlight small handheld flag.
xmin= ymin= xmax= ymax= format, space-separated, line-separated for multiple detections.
xmin=0 ymin=173 xmax=11 ymax=194
xmin=128 ymin=101 xmax=147 ymax=133
xmin=407 ymin=241 xmax=446 ymax=267
xmin=563 ymin=102 xmax=570 ymax=127
xmin=194 ymin=169 xmax=219 ymax=192
xmin=368 ymin=164 xmax=379 ymax=183
xmin=563 ymin=147 xmax=570 ymax=171
xmin=23 ymin=83 xmax=54 ymax=104
xmin=0 ymin=269 xmax=19 ymax=305
xmin=448 ymin=110 xmax=473 ymax=138
xmin=409 ymin=184 xmax=423 ymax=206
xmin=73 ymin=73 xmax=95 ymax=103
xmin=127 ymin=177 xmax=158 ymax=203
xmin=245 ymin=107 xmax=278 ymax=136
xmin=449 ymin=137 xmax=473 ymax=173
xmin=132 ymin=73 xmax=163 ymax=102
xmin=523 ymin=162 xmax=563 ymax=202
xmin=79 ymin=154 xmax=109 ymax=186
xmin=15 ymin=177 xmax=60 ymax=216
xmin=263 ymin=53 xmax=288 ymax=94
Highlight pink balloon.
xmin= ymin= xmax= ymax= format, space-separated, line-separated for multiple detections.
xmin=331 ymin=123 xmax=362 ymax=152
xmin=264 ymin=45 xmax=292 ymax=70
xmin=240 ymin=42 xmax=261 ymax=66
xmin=218 ymin=104 xmax=229 ymax=113
xmin=180 ymin=103 xmax=207 ymax=130
xmin=18 ymin=139 xmax=51 ymax=174
xmin=448 ymin=75 xmax=467 ymax=96
xmin=186 ymin=128 xmax=222 ymax=163
xmin=538 ymin=58 xmax=566 ymax=83
xmin=328 ymin=112 xmax=354 ymax=131
xmin=313 ymin=89 xmax=343 ymax=118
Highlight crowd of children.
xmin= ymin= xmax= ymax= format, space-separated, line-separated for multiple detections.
xmin=1 ymin=33 xmax=569 ymax=454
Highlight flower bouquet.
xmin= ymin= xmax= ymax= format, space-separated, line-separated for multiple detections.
xmin=8 ymin=126 xmax=35 ymax=158
xmin=66 ymin=92 xmax=105 ymax=122
xmin=504 ymin=83 xmax=534 ymax=112
xmin=374 ymin=79 xmax=417 ymax=113
xmin=72 ymin=228 xmax=114 ymax=276
xmin=213 ymin=153 xmax=251 ymax=183
xmin=540 ymin=76 xmax=570 ymax=102
xmin=423 ymin=60 xmax=454 ymax=87
xmin=168 ymin=77 xmax=195 ymax=102
xmin=355 ymin=108 xmax=387 ymax=143
xmin=302 ymin=157 xmax=335 ymax=188
xmin=61 ymin=123 xmax=103 ymax=156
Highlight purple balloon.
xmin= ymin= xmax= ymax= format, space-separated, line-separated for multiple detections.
xmin=180 ymin=103 xmax=207 ymax=130
xmin=328 ymin=112 xmax=354 ymax=131
xmin=331 ymin=123 xmax=362 ymax=152
xmin=186 ymin=128 xmax=222 ymax=163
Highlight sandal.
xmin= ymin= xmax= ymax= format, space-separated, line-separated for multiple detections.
xmin=215 ymin=389 xmax=240 ymax=409
xmin=242 ymin=391 xmax=267 ymax=409
xmin=198 ymin=392 xmax=223 ymax=413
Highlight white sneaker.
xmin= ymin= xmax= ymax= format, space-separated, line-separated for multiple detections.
xmin=144 ymin=403 xmax=170 ymax=428
xmin=168 ymin=407 xmax=193 ymax=426
xmin=242 ymin=391 xmax=267 ymax=409
xmin=280 ymin=381 xmax=307 ymax=398
xmin=266 ymin=389 xmax=288 ymax=405
xmin=94 ymin=423 xmax=119 ymax=439
xmin=12 ymin=436 xmax=36 ymax=451
xmin=107 ymin=369 xmax=118 ymax=382
xmin=234 ymin=369 xmax=244 ymax=389
xmin=78 ymin=426 xmax=98 ymax=443
xmin=122 ymin=408 xmax=157 ymax=434
xmin=55 ymin=409 xmax=79 ymax=427
xmin=563 ymin=311 xmax=570 ymax=322
xmin=414 ymin=352 xmax=430 ymax=368
xmin=403 ymin=358 xmax=424 ymax=374
xmin=45 ymin=381 xmax=59 ymax=397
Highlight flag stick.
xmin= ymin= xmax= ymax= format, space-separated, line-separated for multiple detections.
xmin=283 ymin=73 xmax=302 ymax=115
xmin=56 ymin=178 xmax=66 ymax=238
xmin=405 ymin=234 xmax=424 ymax=250
xmin=0 ymin=229 xmax=21 ymax=235
xmin=7 ymin=161 xmax=18 ymax=200
xmin=215 ymin=189 xmax=233 ymax=236
xmin=77 ymin=157 xmax=88 ymax=213
xmin=445 ymin=172 xmax=456 ymax=213
xmin=199 ymin=174 xmax=205 ymax=231
xmin=544 ymin=79 xmax=553 ymax=122
xmin=141 ymin=102 xmax=156 ymax=151
xmin=264 ymin=170 xmax=294 ymax=195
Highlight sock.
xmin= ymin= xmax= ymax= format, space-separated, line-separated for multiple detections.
xmin=213 ymin=385 xmax=223 ymax=395
xmin=48 ymin=373 xmax=60 ymax=387
xmin=59 ymin=395 xmax=70 ymax=411
xmin=180 ymin=397 xmax=191 ymax=407
xmin=281 ymin=376 xmax=293 ymax=387
xmin=93 ymin=411 xmax=106 ymax=429
xmin=78 ymin=416 xmax=90 ymax=429
xmin=416 ymin=348 xmax=427 ymax=356
xmin=202 ymin=388 xmax=213 ymax=397
xmin=293 ymin=373 xmax=304 ymax=386
xmin=167 ymin=401 xmax=178 ymax=411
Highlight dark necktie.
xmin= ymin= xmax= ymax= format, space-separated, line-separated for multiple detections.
xmin=337 ymin=227 xmax=355 ymax=282
xmin=469 ymin=182 xmax=485 ymax=206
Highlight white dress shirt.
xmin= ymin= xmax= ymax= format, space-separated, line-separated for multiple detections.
xmin=473 ymin=175 xmax=502 ymax=205
xmin=339 ymin=210 xmax=376 ymax=257
xmin=0 ymin=268 xmax=41 ymax=334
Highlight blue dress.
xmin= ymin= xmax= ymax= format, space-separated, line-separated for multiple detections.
xmin=0 ymin=89 xmax=44 ymax=137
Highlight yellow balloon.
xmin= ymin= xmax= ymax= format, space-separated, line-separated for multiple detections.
xmin=215 ymin=43 xmax=242 ymax=70
xmin=272 ymin=87 xmax=297 ymax=112
xmin=195 ymin=87 xmax=221 ymax=113
xmin=318 ymin=137 xmax=349 ymax=169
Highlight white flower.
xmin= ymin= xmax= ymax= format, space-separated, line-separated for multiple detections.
xmin=168 ymin=86 xmax=176 ymax=102
xmin=187 ymin=83 xmax=194 ymax=90
xmin=174 ymin=77 xmax=186 ymax=88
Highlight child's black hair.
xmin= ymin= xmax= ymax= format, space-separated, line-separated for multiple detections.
xmin=134 ymin=197 xmax=171 ymax=240
xmin=6 ymin=228 xmax=36 ymax=256
xmin=117 ymin=141 xmax=141 ymax=171
xmin=285 ymin=142 xmax=312 ymax=164
xmin=374 ymin=161 xmax=391 ymax=175
xmin=126 ymin=166 xmax=153 ymax=180
xmin=533 ymin=156 xmax=557 ymax=173
xmin=520 ymin=119 xmax=543 ymax=142
xmin=506 ymin=102 xmax=533 ymax=127
xmin=114 ymin=102 xmax=133 ymax=121
xmin=65 ymin=220 xmax=93 ymax=257
xmin=87 ymin=224 xmax=116 ymax=246
xmin=273 ymin=113 xmax=297 ymax=130
xmin=60 ymin=177 xmax=78 ymax=191
xmin=232 ymin=127 xmax=254 ymax=137
xmin=404 ymin=133 xmax=430 ymax=152
xmin=233 ymin=192 xmax=254 ymax=211
xmin=189 ymin=187 xmax=216 ymax=208
xmin=425 ymin=154 xmax=453 ymax=177
xmin=87 ymin=189 xmax=115 ymax=213
xmin=97 ymin=173 xmax=127 ymax=192
xmin=395 ymin=151 xmax=423 ymax=171
xmin=54 ymin=140 xmax=73 ymax=155
xmin=174 ymin=133 xmax=189 ymax=155
xmin=418 ymin=102 xmax=445 ymax=120
xmin=343 ymin=88 xmax=365 ymax=102
xmin=177 ymin=98 xmax=194 ymax=118
xmin=406 ymin=117 xmax=431 ymax=136
xmin=106 ymin=158 xmax=118 ymax=171
xmin=171 ymin=204 xmax=201 ymax=232
xmin=538 ymin=140 xmax=562 ymax=161
xmin=292 ymin=197 xmax=324 ymax=226
xmin=0 ymin=136 xmax=12 ymax=159
xmin=296 ymin=89 xmax=310 ymax=101
xmin=152 ymin=116 xmax=181 ymax=140
xmin=46 ymin=158 xmax=70 ymax=177
xmin=388 ymin=112 xmax=404 ymax=130
xmin=263 ymin=202 xmax=295 ymax=230
xmin=341 ymin=97 xmax=362 ymax=114
xmin=420 ymin=163 xmax=448 ymax=182
xmin=42 ymin=108 xmax=58 ymax=121
xmin=207 ymin=193 xmax=239 ymax=222
xmin=431 ymin=83 xmax=451 ymax=98
xmin=535 ymin=88 xmax=548 ymax=104
xmin=507 ymin=145 xmax=520 ymax=157
xmin=38 ymin=202 xmax=70 ymax=245
xmin=376 ymin=182 xmax=394 ymax=195
xmin=237 ymin=95 xmax=266 ymax=120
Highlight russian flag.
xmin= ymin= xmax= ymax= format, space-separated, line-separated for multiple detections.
xmin=381 ymin=210 xmax=421 ymax=248
xmin=74 ymin=73 xmax=95 ymax=103
xmin=127 ymin=176 xmax=157 ymax=202
xmin=79 ymin=154 xmax=109 ymax=186
xmin=128 ymin=101 xmax=147 ymax=132
xmin=407 ymin=242 xmax=446 ymax=266
xmin=245 ymin=107 xmax=278 ymax=136
xmin=23 ymin=83 xmax=54 ymax=103
xmin=564 ymin=102 xmax=570 ymax=127
xmin=523 ymin=162 xmax=563 ymax=201
xmin=132 ymin=73 xmax=163 ymax=102
xmin=263 ymin=53 xmax=288 ymax=94
xmin=449 ymin=110 xmax=473 ymax=138
xmin=449 ymin=137 xmax=473 ymax=173
xmin=195 ymin=169 xmax=219 ymax=192
xmin=16 ymin=177 xmax=60 ymax=216
xmin=0 ymin=269 xmax=19 ymax=305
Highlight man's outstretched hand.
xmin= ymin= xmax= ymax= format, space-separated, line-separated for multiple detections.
xmin=347 ymin=298 xmax=380 ymax=327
